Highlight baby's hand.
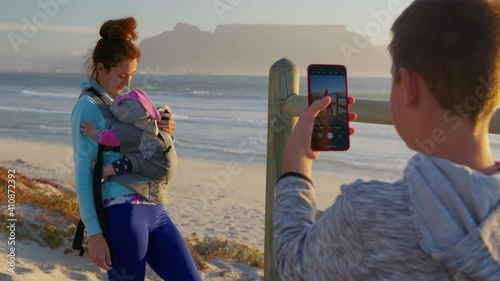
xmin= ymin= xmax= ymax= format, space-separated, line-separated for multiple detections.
xmin=81 ymin=120 xmax=97 ymax=137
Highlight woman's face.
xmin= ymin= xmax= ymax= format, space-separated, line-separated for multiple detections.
xmin=96 ymin=58 xmax=137 ymax=98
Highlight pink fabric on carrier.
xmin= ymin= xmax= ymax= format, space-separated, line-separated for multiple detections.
xmin=99 ymin=89 xmax=159 ymax=147
xmin=100 ymin=129 xmax=121 ymax=147
xmin=113 ymin=89 xmax=161 ymax=121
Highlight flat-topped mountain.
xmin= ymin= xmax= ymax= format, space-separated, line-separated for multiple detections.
xmin=139 ymin=23 xmax=391 ymax=77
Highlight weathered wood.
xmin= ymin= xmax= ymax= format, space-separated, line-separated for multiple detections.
xmin=284 ymin=95 xmax=500 ymax=133
xmin=264 ymin=58 xmax=299 ymax=281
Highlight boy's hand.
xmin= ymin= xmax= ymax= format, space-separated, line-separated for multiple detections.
xmin=80 ymin=120 xmax=97 ymax=137
xmin=282 ymin=96 xmax=357 ymax=178
xmin=159 ymin=112 xmax=176 ymax=136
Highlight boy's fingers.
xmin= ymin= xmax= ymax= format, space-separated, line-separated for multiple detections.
xmin=304 ymin=96 xmax=332 ymax=120
xmin=349 ymin=112 xmax=357 ymax=122
xmin=349 ymin=127 xmax=356 ymax=136
xmin=347 ymin=96 xmax=356 ymax=106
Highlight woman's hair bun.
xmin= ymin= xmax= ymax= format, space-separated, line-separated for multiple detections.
xmin=99 ymin=17 xmax=138 ymax=42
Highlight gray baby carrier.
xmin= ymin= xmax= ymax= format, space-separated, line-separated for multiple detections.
xmin=109 ymin=94 xmax=177 ymax=183
xmin=72 ymin=86 xmax=177 ymax=256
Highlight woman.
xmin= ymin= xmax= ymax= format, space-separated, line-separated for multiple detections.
xmin=70 ymin=17 xmax=202 ymax=281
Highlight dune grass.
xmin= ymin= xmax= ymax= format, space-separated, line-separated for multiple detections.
xmin=0 ymin=166 xmax=264 ymax=271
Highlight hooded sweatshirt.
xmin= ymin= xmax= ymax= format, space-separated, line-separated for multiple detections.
xmin=273 ymin=153 xmax=500 ymax=281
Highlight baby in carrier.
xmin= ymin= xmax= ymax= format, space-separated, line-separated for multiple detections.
xmin=81 ymin=88 xmax=177 ymax=182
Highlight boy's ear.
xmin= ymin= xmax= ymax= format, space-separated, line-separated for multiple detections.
xmin=399 ymin=67 xmax=420 ymax=108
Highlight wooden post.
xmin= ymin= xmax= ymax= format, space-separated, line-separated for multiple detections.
xmin=264 ymin=58 xmax=299 ymax=281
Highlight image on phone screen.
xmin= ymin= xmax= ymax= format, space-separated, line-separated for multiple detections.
xmin=308 ymin=65 xmax=349 ymax=151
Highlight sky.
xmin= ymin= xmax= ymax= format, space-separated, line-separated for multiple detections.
xmin=0 ymin=0 xmax=413 ymax=71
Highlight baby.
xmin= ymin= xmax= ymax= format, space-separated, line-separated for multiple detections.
xmin=81 ymin=88 xmax=177 ymax=182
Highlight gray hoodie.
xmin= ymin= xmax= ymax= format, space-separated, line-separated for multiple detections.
xmin=273 ymin=153 xmax=500 ymax=281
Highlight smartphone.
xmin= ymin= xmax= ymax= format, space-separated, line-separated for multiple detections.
xmin=307 ymin=64 xmax=350 ymax=151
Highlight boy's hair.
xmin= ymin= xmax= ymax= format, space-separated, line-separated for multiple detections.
xmin=389 ymin=0 xmax=500 ymax=124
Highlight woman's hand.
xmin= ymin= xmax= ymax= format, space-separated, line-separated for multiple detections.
xmin=89 ymin=233 xmax=112 ymax=271
xmin=158 ymin=112 xmax=176 ymax=136
xmin=282 ymin=96 xmax=357 ymax=178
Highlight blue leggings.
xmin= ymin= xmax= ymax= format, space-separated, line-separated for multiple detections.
xmin=104 ymin=204 xmax=202 ymax=281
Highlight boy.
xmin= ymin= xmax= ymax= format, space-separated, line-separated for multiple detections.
xmin=273 ymin=0 xmax=500 ymax=280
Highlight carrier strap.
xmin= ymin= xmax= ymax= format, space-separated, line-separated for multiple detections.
xmin=72 ymin=144 xmax=110 ymax=256
xmin=72 ymin=220 xmax=85 ymax=256
xmin=72 ymin=87 xmax=113 ymax=257
xmin=93 ymin=143 xmax=110 ymax=243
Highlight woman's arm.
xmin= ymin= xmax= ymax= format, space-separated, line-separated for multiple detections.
xmin=70 ymin=95 xmax=104 ymax=236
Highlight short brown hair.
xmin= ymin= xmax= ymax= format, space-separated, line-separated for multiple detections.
xmin=389 ymin=0 xmax=500 ymax=124
xmin=86 ymin=17 xmax=141 ymax=78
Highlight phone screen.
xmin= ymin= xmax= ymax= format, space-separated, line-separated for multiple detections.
xmin=308 ymin=64 xmax=349 ymax=151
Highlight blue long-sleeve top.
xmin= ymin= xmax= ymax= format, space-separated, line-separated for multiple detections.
xmin=70 ymin=81 xmax=134 ymax=236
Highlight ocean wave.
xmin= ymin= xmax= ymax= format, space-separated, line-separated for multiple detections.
xmin=0 ymin=128 xmax=24 ymax=133
xmin=19 ymin=90 xmax=76 ymax=99
xmin=174 ymin=139 xmax=407 ymax=180
xmin=149 ymin=88 xmax=266 ymax=100
xmin=0 ymin=105 xmax=70 ymax=115
xmin=0 ymin=86 xmax=25 ymax=94
xmin=173 ymin=105 xmax=266 ymax=112
xmin=192 ymin=90 xmax=224 ymax=96
xmin=175 ymin=141 xmax=267 ymax=157
xmin=161 ymin=88 xmax=225 ymax=97
xmin=0 ymin=126 xmax=71 ymax=135
xmin=38 ymin=125 xmax=71 ymax=134
xmin=315 ymin=156 xmax=406 ymax=175
xmin=351 ymin=91 xmax=391 ymax=100
xmin=175 ymin=114 xmax=267 ymax=128
xmin=350 ymin=123 xmax=399 ymax=138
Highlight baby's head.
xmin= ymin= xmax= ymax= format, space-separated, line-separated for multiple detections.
xmin=388 ymin=0 xmax=500 ymax=142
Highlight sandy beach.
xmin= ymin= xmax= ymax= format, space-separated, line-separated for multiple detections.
xmin=0 ymin=137 xmax=354 ymax=280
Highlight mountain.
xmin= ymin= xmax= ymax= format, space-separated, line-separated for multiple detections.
xmin=138 ymin=23 xmax=391 ymax=77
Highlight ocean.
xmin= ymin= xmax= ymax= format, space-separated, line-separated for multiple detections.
xmin=1 ymin=71 xmax=499 ymax=181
